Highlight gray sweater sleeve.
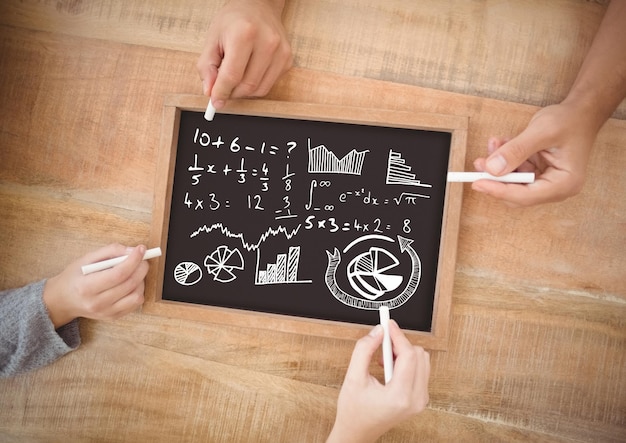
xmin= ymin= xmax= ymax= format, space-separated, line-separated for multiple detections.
xmin=0 ymin=279 xmax=81 ymax=377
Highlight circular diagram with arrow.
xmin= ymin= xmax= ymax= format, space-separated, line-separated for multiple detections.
xmin=325 ymin=234 xmax=421 ymax=310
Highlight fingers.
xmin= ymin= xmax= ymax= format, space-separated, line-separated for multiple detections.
xmin=209 ymin=30 xmax=256 ymax=108
xmin=387 ymin=321 xmax=431 ymax=411
xmin=78 ymin=243 xmax=131 ymax=270
xmin=210 ymin=35 xmax=291 ymax=107
xmin=226 ymin=25 xmax=291 ymax=98
xmin=471 ymin=173 xmax=574 ymax=207
xmin=108 ymin=279 xmax=146 ymax=318
xmin=473 ymin=121 xmax=586 ymax=206
xmin=196 ymin=2 xmax=292 ymax=109
xmin=387 ymin=320 xmax=419 ymax=386
xmin=87 ymin=245 xmax=146 ymax=288
xmin=483 ymin=129 xmax=545 ymax=177
xmin=80 ymin=245 xmax=149 ymax=319
xmin=345 ymin=325 xmax=384 ymax=382
xmin=197 ymin=44 xmax=221 ymax=97
xmin=246 ymin=39 xmax=292 ymax=96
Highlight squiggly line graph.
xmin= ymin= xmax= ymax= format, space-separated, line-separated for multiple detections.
xmin=190 ymin=222 xmax=302 ymax=252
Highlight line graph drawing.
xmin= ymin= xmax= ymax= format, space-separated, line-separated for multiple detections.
xmin=190 ymin=222 xmax=302 ymax=252
xmin=204 ymin=245 xmax=244 ymax=283
xmin=255 ymin=246 xmax=312 ymax=285
xmin=307 ymin=138 xmax=368 ymax=175
xmin=386 ymin=149 xmax=432 ymax=188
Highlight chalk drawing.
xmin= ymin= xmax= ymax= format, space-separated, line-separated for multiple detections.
xmin=204 ymin=245 xmax=244 ymax=283
xmin=174 ymin=261 xmax=203 ymax=286
xmin=254 ymin=246 xmax=312 ymax=285
xmin=386 ymin=149 xmax=432 ymax=188
xmin=347 ymin=247 xmax=403 ymax=300
xmin=325 ymin=235 xmax=421 ymax=310
xmin=190 ymin=222 xmax=302 ymax=252
xmin=308 ymin=138 xmax=368 ymax=175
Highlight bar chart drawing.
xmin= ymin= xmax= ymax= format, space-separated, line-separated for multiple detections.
xmin=255 ymin=246 xmax=312 ymax=285
xmin=386 ymin=149 xmax=432 ymax=188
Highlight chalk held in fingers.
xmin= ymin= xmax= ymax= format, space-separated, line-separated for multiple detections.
xmin=204 ymin=98 xmax=216 ymax=121
xmin=447 ymin=172 xmax=535 ymax=183
xmin=81 ymin=247 xmax=162 ymax=275
xmin=379 ymin=305 xmax=394 ymax=384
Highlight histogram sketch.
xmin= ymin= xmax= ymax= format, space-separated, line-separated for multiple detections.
xmin=386 ymin=149 xmax=432 ymax=188
xmin=255 ymin=246 xmax=312 ymax=285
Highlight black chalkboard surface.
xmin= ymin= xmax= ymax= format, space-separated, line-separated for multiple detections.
xmin=146 ymin=96 xmax=467 ymax=349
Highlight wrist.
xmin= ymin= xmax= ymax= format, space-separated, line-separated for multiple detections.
xmin=327 ymin=420 xmax=380 ymax=443
xmin=43 ymin=276 xmax=76 ymax=329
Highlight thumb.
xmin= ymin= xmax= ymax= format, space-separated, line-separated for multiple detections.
xmin=485 ymin=128 xmax=541 ymax=176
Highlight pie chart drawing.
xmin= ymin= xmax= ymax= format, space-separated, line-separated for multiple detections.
xmin=204 ymin=245 xmax=244 ymax=283
xmin=174 ymin=261 xmax=203 ymax=286
xmin=347 ymin=247 xmax=404 ymax=300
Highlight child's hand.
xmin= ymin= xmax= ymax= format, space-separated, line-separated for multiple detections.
xmin=197 ymin=0 xmax=292 ymax=110
xmin=43 ymin=244 xmax=150 ymax=328
xmin=327 ymin=320 xmax=431 ymax=443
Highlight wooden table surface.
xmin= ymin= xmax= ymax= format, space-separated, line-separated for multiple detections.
xmin=1 ymin=1 xmax=624 ymax=442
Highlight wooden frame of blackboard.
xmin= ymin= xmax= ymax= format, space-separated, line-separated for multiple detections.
xmin=144 ymin=94 xmax=467 ymax=350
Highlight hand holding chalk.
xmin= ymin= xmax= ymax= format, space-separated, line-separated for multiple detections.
xmin=472 ymin=103 xmax=597 ymax=207
xmin=42 ymin=244 xmax=152 ymax=328
xmin=327 ymin=320 xmax=431 ymax=443
xmin=81 ymin=247 xmax=161 ymax=275
xmin=196 ymin=0 xmax=292 ymax=111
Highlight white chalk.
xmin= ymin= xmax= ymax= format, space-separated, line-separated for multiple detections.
xmin=204 ymin=98 xmax=216 ymax=121
xmin=379 ymin=306 xmax=394 ymax=384
xmin=81 ymin=247 xmax=162 ymax=275
xmin=447 ymin=172 xmax=535 ymax=183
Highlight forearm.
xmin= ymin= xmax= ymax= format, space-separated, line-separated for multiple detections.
xmin=0 ymin=280 xmax=80 ymax=377
xmin=563 ymin=0 xmax=626 ymax=130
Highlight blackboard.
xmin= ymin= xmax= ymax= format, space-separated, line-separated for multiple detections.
xmin=146 ymin=96 xmax=467 ymax=350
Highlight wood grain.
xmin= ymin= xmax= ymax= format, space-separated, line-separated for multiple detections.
xmin=0 ymin=0 xmax=620 ymax=117
xmin=0 ymin=1 xmax=624 ymax=442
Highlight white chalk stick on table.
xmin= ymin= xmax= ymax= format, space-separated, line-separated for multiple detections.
xmin=379 ymin=306 xmax=394 ymax=384
xmin=81 ymin=247 xmax=162 ymax=275
xmin=204 ymin=98 xmax=216 ymax=121
xmin=447 ymin=172 xmax=535 ymax=183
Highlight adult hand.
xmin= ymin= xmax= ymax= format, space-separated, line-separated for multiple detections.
xmin=43 ymin=244 xmax=149 ymax=328
xmin=472 ymin=102 xmax=597 ymax=207
xmin=197 ymin=0 xmax=293 ymax=110
xmin=327 ymin=320 xmax=431 ymax=443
